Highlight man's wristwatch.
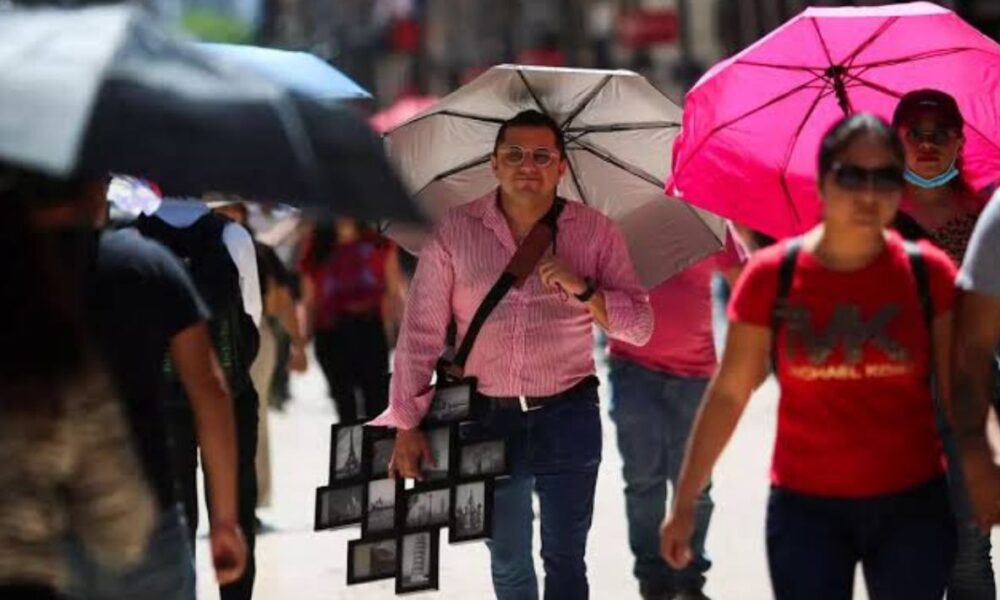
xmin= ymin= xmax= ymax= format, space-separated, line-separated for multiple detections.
xmin=574 ymin=277 xmax=597 ymax=303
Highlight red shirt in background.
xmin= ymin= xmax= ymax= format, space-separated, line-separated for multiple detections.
xmin=609 ymin=229 xmax=746 ymax=377
xmin=299 ymin=232 xmax=394 ymax=330
xmin=729 ymin=233 xmax=955 ymax=498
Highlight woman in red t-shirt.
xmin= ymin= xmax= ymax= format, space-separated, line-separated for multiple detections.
xmin=661 ymin=114 xmax=957 ymax=599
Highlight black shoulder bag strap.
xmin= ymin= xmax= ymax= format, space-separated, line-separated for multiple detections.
xmin=771 ymin=237 xmax=803 ymax=370
xmin=439 ymin=197 xmax=567 ymax=381
xmin=903 ymin=240 xmax=934 ymax=331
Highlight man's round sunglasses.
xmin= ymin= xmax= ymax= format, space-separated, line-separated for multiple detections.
xmin=831 ymin=162 xmax=904 ymax=191
xmin=497 ymin=145 xmax=559 ymax=168
xmin=905 ymin=127 xmax=959 ymax=146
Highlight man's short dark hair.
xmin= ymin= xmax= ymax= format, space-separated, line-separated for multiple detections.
xmin=493 ymin=110 xmax=566 ymax=157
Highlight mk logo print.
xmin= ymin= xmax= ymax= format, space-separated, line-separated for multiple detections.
xmin=779 ymin=302 xmax=910 ymax=365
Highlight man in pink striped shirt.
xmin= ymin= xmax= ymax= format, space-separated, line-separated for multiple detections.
xmin=372 ymin=110 xmax=652 ymax=599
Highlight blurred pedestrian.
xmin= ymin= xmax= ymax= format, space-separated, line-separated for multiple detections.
xmin=890 ymin=89 xmax=995 ymax=598
xmin=15 ymin=171 xmax=247 ymax=600
xmin=136 ymin=197 xmax=260 ymax=600
xmin=0 ymin=171 xmax=155 ymax=600
xmin=298 ymin=219 xmax=403 ymax=423
xmin=661 ymin=114 xmax=957 ymax=599
xmin=376 ymin=110 xmax=652 ymax=600
xmin=608 ymin=230 xmax=746 ymax=600
xmin=210 ymin=199 xmax=307 ymax=517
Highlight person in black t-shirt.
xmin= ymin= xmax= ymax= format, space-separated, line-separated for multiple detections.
xmin=6 ymin=166 xmax=247 ymax=599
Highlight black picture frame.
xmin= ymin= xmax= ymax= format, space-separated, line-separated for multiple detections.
xmin=329 ymin=423 xmax=365 ymax=484
xmin=363 ymin=425 xmax=396 ymax=480
xmin=449 ymin=479 xmax=495 ymax=543
xmin=411 ymin=425 xmax=454 ymax=490
xmin=402 ymin=485 xmax=451 ymax=531
xmin=347 ymin=534 xmax=397 ymax=585
xmin=395 ymin=528 xmax=441 ymax=594
xmin=314 ymin=483 xmax=364 ymax=531
xmin=423 ymin=378 xmax=476 ymax=425
xmin=457 ymin=438 xmax=509 ymax=481
xmin=362 ymin=477 xmax=403 ymax=538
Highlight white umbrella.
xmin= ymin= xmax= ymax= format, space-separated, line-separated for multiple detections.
xmin=382 ymin=64 xmax=726 ymax=287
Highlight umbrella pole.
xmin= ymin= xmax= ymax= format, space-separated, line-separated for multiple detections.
xmin=826 ymin=66 xmax=853 ymax=116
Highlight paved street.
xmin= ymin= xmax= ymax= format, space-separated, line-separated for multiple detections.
xmin=195 ymin=349 xmax=1000 ymax=599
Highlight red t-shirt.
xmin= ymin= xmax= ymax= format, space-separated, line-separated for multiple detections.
xmin=299 ymin=233 xmax=393 ymax=330
xmin=729 ymin=233 xmax=955 ymax=497
xmin=610 ymin=231 xmax=746 ymax=377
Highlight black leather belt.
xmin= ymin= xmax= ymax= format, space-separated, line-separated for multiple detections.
xmin=479 ymin=375 xmax=599 ymax=413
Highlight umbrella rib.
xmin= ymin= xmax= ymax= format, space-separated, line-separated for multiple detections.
xmin=849 ymin=47 xmax=980 ymax=70
xmin=573 ymin=139 xmax=666 ymax=189
xmin=672 ymin=77 xmax=822 ymax=182
xmin=841 ymin=72 xmax=904 ymax=101
xmin=516 ymin=69 xmax=554 ymax=119
xmin=844 ymin=17 xmax=900 ymax=69
xmin=564 ymin=121 xmax=681 ymax=134
xmin=565 ymin=155 xmax=591 ymax=206
xmin=734 ymin=60 xmax=827 ymax=73
xmin=775 ymin=81 xmax=830 ymax=231
xmin=411 ymin=154 xmax=493 ymax=199
xmin=809 ymin=17 xmax=836 ymax=67
xmin=560 ymin=75 xmax=614 ymax=130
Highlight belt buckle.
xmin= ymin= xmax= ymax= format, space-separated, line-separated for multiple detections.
xmin=518 ymin=395 xmax=541 ymax=412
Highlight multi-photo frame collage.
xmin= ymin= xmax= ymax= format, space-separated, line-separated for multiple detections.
xmin=314 ymin=377 xmax=509 ymax=595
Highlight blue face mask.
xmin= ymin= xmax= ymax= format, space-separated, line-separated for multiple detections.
xmin=904 ymin=158 xmax=959 ymax=189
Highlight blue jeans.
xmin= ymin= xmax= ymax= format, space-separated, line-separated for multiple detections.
xmin=479 ymin=384 xmax=602 ymax=600
xmin=67 ymin=505 xmax=195 ymax=600
xmin=608 ymin=359 xmax=713 ymax=595
xmin=767 ymin=478 xmax=956 ymax=600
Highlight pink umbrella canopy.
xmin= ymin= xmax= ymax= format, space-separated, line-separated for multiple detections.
xmin=668 ymin=1 xmax=1000 ymax=239
xmin=369 ymin=95 xmax=440 ymax=134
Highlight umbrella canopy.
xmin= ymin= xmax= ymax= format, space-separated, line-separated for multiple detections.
xmin=0 ymin=5 xmax=421 ymax=223
xmin=370 ymin=95 xmax=440 ymax=133
xmin=198 ymin=43 xmax=372 ymax=102
xmin=384 ymin=64 xmax=725 ymax=287
xmin=669 ymin=1 xmax=1000 ymax=239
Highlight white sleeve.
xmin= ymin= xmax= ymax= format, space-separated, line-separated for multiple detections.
xmin=222 ymin=223 xmax=262 ymax=327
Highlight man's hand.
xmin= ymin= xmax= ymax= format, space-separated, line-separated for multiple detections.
xmin=210 ymin=522 xmax=248 ymax=585
xmin=388 ymin=428 xmax=434 ymax=480
xmin=288 ymin=344 xmax=308 ymax=373
xmin=660 ymin=505 xmax=696 ymax=569
xmin=538 ymin=256 xmax=586 ymax=296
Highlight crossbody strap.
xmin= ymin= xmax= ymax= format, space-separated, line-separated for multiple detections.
xmin=770 ymin=237 xmax=802 ymax=370
xmin=441 ymin=197 xmax=566 ymax=380
xmin=903 ymin=240 xmax=933 ymax=332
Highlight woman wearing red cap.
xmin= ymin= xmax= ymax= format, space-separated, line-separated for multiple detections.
xmin=892 ymin=89 xmax=995 ymax=599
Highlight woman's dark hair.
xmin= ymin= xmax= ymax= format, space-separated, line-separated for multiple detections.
xmin=817 ymin=113 xmax=904 ymax=181
xmin=304 ymin=220 xmax=378 ymax=264
xmin=0 ymin=166 xmax=89 ymax=395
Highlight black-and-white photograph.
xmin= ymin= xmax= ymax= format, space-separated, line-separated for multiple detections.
xmin=417 ymin=427 xmax=451 ymax=485
xmin=347 ymin=537 xmax=397 ymax=585
xmin=363 ymin=478 xmax=398 ymax=536
xmin=314 ymin=484 xmax=363 ymax=531
xmin=459 ymin=440 xmax=507 ymax=479
xmin=371 ymin=437 xmax=395 ymax=478
xmin=405 ymin=488 xmax=450 ymax=529
xmin=396 ymin=530 xmax=440 ymax=594
xmin=426 ymin=380 xmax=474 ymax=423
xmin=330 ymin=423 xmax=364 ymax=482
xmin=450 ymin=480 xmax=494 ymax=543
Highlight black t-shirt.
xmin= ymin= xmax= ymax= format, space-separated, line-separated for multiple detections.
xmin=86 ymin=229 xmax=209 ymax=508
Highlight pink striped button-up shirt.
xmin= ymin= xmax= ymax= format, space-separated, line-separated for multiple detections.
xmin=370 ymin=190 xmax=653 ymax=430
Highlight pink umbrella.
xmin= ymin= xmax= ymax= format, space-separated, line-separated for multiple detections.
xmin=668 ymin=1 xmax=1000 ymax=239
xmin=369 ymin=95 xmax=439 ymax=134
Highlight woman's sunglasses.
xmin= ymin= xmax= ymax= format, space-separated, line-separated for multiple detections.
xmin=830 ymin=162 xmax=904 ymax=191
xmin=497 ymin=145 xmax=559 ymax=168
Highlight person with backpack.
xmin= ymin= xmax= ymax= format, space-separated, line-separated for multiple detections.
xmin=137 ymin=197 xmax=262 ymax=600
xmin=661 ymin=114 xmax=958 ymax=599
xmin=889 ymin=89 xmax=995 ymax=600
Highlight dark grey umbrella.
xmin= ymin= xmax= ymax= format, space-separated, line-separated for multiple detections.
xmin=0 ymin=4 xmax=422 ymax=222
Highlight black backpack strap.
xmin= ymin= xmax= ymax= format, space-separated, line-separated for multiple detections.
xmin=903 ymin=239 xmax=934 ymax=333
xmin=443 ymin=198 xmax=566 ymax=380
xmin=771 ymin=237 xmax=802 ymax=370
